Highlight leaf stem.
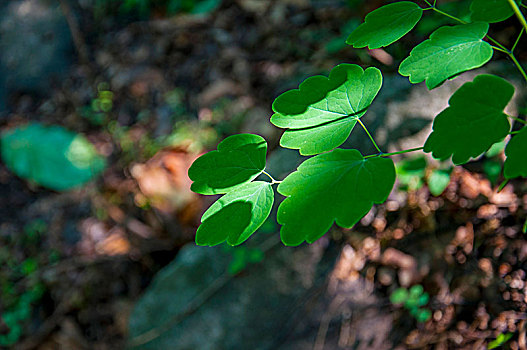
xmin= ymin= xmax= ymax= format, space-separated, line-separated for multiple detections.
xmin=512 ymin=28 xmax=524 ymax=52
xmin=508 ymin=0 xmax=527 ymax=33
xmin=431 ymin=7 xmax=466 ymax=24
xmin=262 ymin=170 xmax=281 ymax=185
xmin=364 ymin=147 xmax=424 ymax=159
xmin=492 ymin=45 xmax=510 ymax=54
xmin=357 ymin=119 xmax=382 ymax=154
xmin=509 ymin=114 xmax=527 ymax=124
xmin=509 ymin=52 xmax=527 ymax=83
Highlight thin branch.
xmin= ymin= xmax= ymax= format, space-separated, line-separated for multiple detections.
xmin=508 ymin=0 xmax=527 ymax=33
xmin=357 ymin=119 xmax=382 ymax=154
xmin=512 ymin=28 xmax=525 ymax=52
xmin=508 ymin=115 xmax=527 ymax=125
xmin=364 ymin=147 xmax=424 ymax=159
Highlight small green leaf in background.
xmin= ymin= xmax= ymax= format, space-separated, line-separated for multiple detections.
xmin=486 ymin=138 xmax=507 ymax=158
xmin=488 ymin=332 xmax=514 ymax=349
xmin=196 ymin=182 xmax=274 ymax=246
xmin=483 ymin=160 xmax=502 ymax=185
xmin=188 ymin=134 xmax=267 ymax=194
xmin=277 ymin=149 xmax=395 ymax=246
xmin=346 ymin=1 xmax=423 ymax=49
xmin=396 ymin=156 xmax=427 ymax=191
xmin=470 ymin=0 xmax=519 ymax=23
xmin=427 ymin=169 xmax=451 ymax=196
xmin=0 ymin=123 xmax=106 ymax=191
xmin=504 ymin=127 xmax=527 ymax=179
xmin=399 ymin=23 xmax=493 ymax=89
xmin=271 ymin=64 xmax=382 ymax=155
xmin=415 ymin=308 xmax=432 ymax=323
xmin=390 ymin=287 xmax=409 ymax=305
xmin=424 ymin=74 xmax=513 ymax=164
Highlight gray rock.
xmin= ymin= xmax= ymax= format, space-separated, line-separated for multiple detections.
xmin=128 ymin=239 xmax=339 ymax=350
xmin=0 ymin=0 xmax=73 ymax=113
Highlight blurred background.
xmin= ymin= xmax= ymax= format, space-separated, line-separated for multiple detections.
xmin=0 ymin=0 xmax=526 ymax=348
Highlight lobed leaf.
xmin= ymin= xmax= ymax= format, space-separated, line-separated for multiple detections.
xmin=399 ymin=23 xmax=493 ymax=89
xmin=271 ymin=64 xmax=382 ymax=155
xmin=504 ymin=127 xmax=527 ymax=179
xmin=470 ymin=0 xmax=519 ymax=23
xmin=188 ymin=134 xmax=267 ymax=195
xmin=0 ymin=123 xmax=106 ymax=191
xmin=424 ymin=74 xmax=513 ymax=164
xmin=277 ymin=149 xmax=395 ymax=246
xmin=196 ymin=181 xmax=274 ymax=246
xmin=346 ymin=1 xmax=423 ymax=49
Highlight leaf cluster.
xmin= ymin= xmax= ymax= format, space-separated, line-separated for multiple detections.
xmin=189 ymin=0 xmax=527 ymax=248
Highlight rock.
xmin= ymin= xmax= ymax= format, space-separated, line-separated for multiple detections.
xmin=0 ymin=0 xmax=73 ymax=113
xmin=128 ymin=240 xmax=338 ymax=349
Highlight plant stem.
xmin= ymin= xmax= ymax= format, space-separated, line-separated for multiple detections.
xmin=492 ymin=45 xmax=510 ymax=54
xmin=432 ymin=7 xmax=466 ymax=24
xmin=509 ymin=52 xmax=527 ymax=82
xmin=357 ymin=119 xmax=382 ymax=154
xmin=364 ymin=147 xmax=424 ymax=159
xmin=512 ymin=28 xmax=524 ymax=52
xmin=262 ymin=170 xmax=281 ymax=185
xmin=509 ymin=115 xmax=527 ymax=124
xmin=508 ymin=0 xmax=527 ymax=33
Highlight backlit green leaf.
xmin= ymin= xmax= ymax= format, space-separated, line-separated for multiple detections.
xmin=196 ymin=182 xmax=274 ymax=246
xmin=346 ymin=1 xmax=423 ymax=49
xmin=427 ymin=169 xmax=451 ymax=196
xmin=399 ymin=23 xmax=493 ymax=89
xmin=271 ymin=64 xmax=382 ymax=155
xmin=277 ymin=149 xmax=395 ymax=246
xmin=471 ymin=0 xmax=519 ymax=23
xmin=1 ymin=123 xmax=106 ymax=191
xmin=424 ymin=74 xmax=513 ymax=164
xmin=504 ymin=127 xmax=527 ymax=179
xmin=188 ymin=134 xmax=267 ymax=195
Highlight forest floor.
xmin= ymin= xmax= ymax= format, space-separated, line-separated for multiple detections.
xmin=1 ymin=0 xmax=527 ymax=349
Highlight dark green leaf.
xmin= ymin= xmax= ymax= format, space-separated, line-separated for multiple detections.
xmin=277 ymin=149 xmax=395 ymax=246
xmin=271 ymin=64 xmax=382 ymax=155
xmin=471 ymin=0 xmax=519 ymax=23
xmin=504 ymin=127 xmax=527 ymax=179
xmin=0 ymin=124 xmax=106 ymax=191
xmin=196 ymin=182 xmax=274 ymax=246
xmin=346 ymin=1 xmax=423 ymax=49
xmin=399 ymin=23 xmax=493 ymax=89
xmin=424 ymin=74 xmax=513 ymax=164
xmin=188 ymin=134 xmax=267 ymax=195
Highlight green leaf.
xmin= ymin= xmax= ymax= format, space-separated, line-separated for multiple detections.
xmin=415 ymin=308 xmax=432 ymax=323
xmin=396 ymin=156 xmax=427 ymax=191
xmin=188 ymin=134 xmax=267 ymax=195
xmin=424 ymin=74 xmax=513 ymax=164
xmin=277 ymin=149 xmax=395 ymax=246
xmin=488 ymin=332 xmax=514 ymax=349
xmin=0 ymin=123 xmax=106 ymax=191
xmin=390 ymin=287 xmax=409 ymax=305
xmin=427 ymin=169 xmax=451 ymax=196
xmin=399 ymin=23 xmax=493 ymax=89
xmin=271 ymin=64 xmax=382 ymax=155
xmin=346 ymin=1 xmax=423 ymax=49
xmin=504 ymin=127 xmax=527 ymax=179
xmin=196 ymin=182 xmax=274 ymax=246
xmin=471 ymin=0 xmax=519 ymax=23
